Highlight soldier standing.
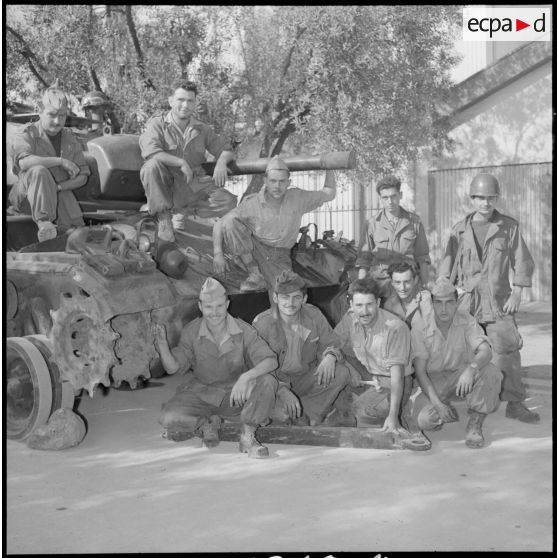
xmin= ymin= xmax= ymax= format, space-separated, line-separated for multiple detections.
xmin=357 ymin=175 xmax=431 ymax=297
xmin=440 ymin=173 xmax=538 ymax=423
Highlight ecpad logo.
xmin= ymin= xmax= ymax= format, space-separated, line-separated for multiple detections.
xmin=463 ymin=7 xmax=551 ymax=42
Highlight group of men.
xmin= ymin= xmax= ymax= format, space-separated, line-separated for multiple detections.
xmin=10 ymin=81 xmax=538 ymax=457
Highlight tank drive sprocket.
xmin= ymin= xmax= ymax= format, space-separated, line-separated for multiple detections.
xmin=50 ymin=290 xmax=119 ymax=396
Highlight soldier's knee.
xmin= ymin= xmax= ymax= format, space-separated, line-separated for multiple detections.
xmin=26 ymin=165 xmax=57 ymax=189
xmin=256 ymin=374 xmax=278 ymax=391
xmin=481 ymin=362 xmax=504 ymax=386
xmin=159 ymin=403 xmax=190 ymax=428
xmin=27 ymin=165 xmax=51 ymax=178
xmin=140 ymin=158 xmax=169 ymax=182
xmin=334 ymin=364 xmax=351 ymax=385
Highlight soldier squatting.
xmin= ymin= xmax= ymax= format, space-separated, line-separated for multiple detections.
xmin=9 ymin=81 xmax=539 ymax=456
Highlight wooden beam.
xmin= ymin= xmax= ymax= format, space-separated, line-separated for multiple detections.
xmin=219 ymin=423 xmax=431 ymax=451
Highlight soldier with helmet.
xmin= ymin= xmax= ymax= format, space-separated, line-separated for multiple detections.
xmin=440 ymin=173 xmax=537 ymax=423
xmin=81 ymin=90 xmax=121 ymax=135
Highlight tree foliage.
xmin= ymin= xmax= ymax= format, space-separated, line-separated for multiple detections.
xmin=6 ymin=5 xmax=461 ymax=184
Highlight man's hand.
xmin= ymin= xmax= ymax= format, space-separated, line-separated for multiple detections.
xmin=434 ymin=401 xmax=459 ymax=423
xmin=180 ymin=161 xmax=194 ymax=184
xmin=213 ymin=253 xmax=227 ymax=275
xmin=503 ymin=288 xmax=522 ymax=314
xmin=151 ymin=323 xmax=168 ymax=353
xmin=230 ymin=373 xmax=255 ymax=407
xmin=59 ymin=158 xmax=79 ymax=179
xmin=213 ymin=161 xmax=229 ymax=188
xmin=456 ymin=366 xmax=475 ymax=398
xmin=381 ymin=415 xmax=403 ymax=435
xmin=278 ymin=388 xmax=302 ymax=419
xmin=314 ymin=354 xmax=336 ymax=387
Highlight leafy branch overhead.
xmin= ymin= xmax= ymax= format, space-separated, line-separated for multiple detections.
xmin=6 ymin=4 xmax=461 ymax=181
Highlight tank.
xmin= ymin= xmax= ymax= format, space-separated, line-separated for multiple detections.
xmin=5 ymin=133 xmax=358 ymax=441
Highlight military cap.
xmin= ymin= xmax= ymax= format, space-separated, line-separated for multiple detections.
xmin=199 ymin=277 xmax=227 ymax=300
xmin=41 ymin=87 xmax=69 ymax=111
xmin=275 ymin=269 xmax=306 ymax=294
xmin=431 ymin=277 xmax=457 ymax=298
xmin=265 ymin=155 xmax=290 ymax=174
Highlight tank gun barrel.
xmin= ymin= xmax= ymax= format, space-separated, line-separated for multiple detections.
xmin=201 ymin=151 xmax=356 ymax=176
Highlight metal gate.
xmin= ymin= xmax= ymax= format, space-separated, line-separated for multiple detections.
xmin=428 ymin=162 xmax=552 ymax=301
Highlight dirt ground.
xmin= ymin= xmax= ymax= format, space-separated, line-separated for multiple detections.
xmin=5 ymin=302 xmax=554 ymax=554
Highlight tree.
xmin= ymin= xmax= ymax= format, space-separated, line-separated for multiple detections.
xmin=6 ymin=4 xmax=461 ymax=184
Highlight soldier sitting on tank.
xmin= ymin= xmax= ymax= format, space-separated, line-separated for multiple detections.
xmin=8 ymin=85 xmax=90 ymax=243
xmin=153 ymin=277 xmax=278 ymax=458
xmin=409 ymin=278 xmax=503 ymax=449
xmin=252 ymin=270 xmax=355 ymax=427
xmin=81 ymin=90 xmax=121 ymax=136
xmin=212 ymin=155 xmax=337 ymax=293
xmin=356 ymin=175 xmax=430 ymax=298
xmin=139 ymin=81 xmax=237 ymax=243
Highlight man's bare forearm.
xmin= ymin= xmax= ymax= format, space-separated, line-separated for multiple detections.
xmin=19 ymin=155 xmax=65 ymax=171
xmin=58 ymin=174 xmax=88 ymax=191
xmin=149 ymin=151 xmax=185 ymax=168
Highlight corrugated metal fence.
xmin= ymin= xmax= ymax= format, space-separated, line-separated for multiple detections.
xmin=427 ymin=162 xmax=552 ymax=301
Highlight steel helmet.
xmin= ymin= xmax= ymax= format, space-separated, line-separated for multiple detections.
xmin=469 ymin=173 xmax=500 ymax=197
xmin=82 ymin=90 xmax=110 ymax=109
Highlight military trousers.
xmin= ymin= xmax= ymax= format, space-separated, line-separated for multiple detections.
xmin=410 ymin=363 xmax=502 ymax=431
xmin=159 ymin=374 xmax=278 ymax=434
xmin=140 ymin=158 xmax=236 ymax=219
xmin=9 ymin=165 xmax=84 ymax=230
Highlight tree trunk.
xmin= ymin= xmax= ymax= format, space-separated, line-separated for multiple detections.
xmin=124 ymin=5 xmax=155 ymax=91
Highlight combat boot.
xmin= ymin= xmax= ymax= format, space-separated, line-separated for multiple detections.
xmin=465 ymin=409 xmax=486 ymax=449
xmin=239 ymin=424 xmax=269 ymax=458
xmin=37 ymin=221 xmax=57 ymax=243
xmin=157 ymin=211 xmax=175 ymax=242
xmin=200 ymin=415 xmax=222 ymax=448
xmin=240 ymin=268 xmax=267 ymax=292
xmin=505 ymin=401 xmax=540 ymax=424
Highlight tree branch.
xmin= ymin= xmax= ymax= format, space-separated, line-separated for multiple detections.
xmin=6 ymin=25 xmax=48 ymax=72
xmin=124 ymin=5 xmax=155 ymax=90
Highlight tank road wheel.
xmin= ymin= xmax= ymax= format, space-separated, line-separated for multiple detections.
xmin=26 ymin=335 xmax=75 ymax=411
xmin=50 ymin=292 xmax=119 ymax=396
xmin=6 ymin=337 xmax=53 ymax=440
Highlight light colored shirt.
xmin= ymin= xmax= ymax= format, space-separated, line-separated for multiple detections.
xmin=139 ymin=112 xmax=231 ymax=173
xmin=410 ymin=310 xmax=489 ymax=374
xmin=382 ymin=288 xmax=434 ymax=328
xmin=334 ymin=307 xmax=412 ymax=377
xmin=171 ymin=313 xmax=276 ymax=388
xmin=362 ymin=206 xmax=430 ymax=267
xmin=10 ymin=121 xmax=90 ymax=179
xmin=230 ymin=187 xmax=330 ymax=248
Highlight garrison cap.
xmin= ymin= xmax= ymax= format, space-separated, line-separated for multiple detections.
xmin=199 ymin=277 xmax=227 ymax=300
xmin=265 ymin=155 xmax=290 ymax=174
xmin=431 ymin=277 xmax=457 ymax=298
xmin=41 ymin=86 xmax=69 ymax=111
xmin=275 ymin=269 xmax=306 ymax=294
